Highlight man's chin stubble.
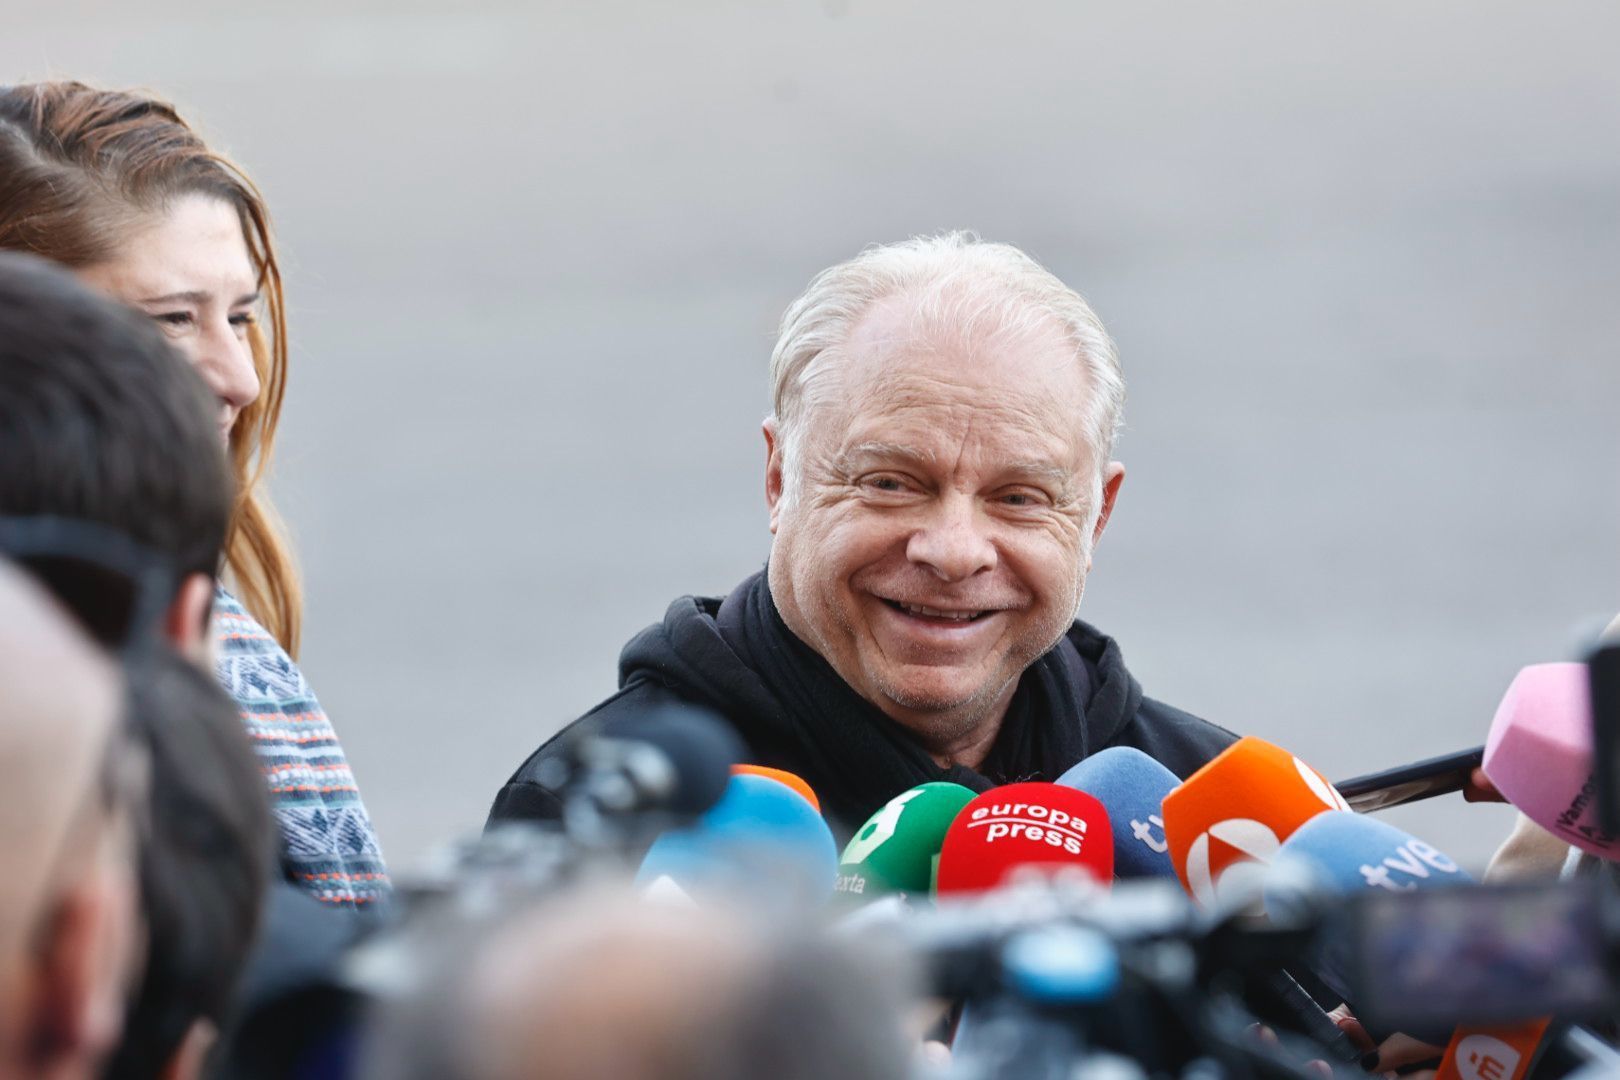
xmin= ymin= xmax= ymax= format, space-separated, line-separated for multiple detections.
xmin=871 ymin=671 xmax=1016 ymax=747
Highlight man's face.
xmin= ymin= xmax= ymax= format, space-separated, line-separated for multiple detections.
xmin=766 ymin=293 xmax=1124 ymax=753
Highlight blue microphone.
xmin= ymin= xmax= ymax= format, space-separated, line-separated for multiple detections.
xmin=1268 ymin=811 xmax=1471 ymax=900
xmin=1060 ymin=749 xmax=1360 ymax=1063
xmin=1057 ymin=747 xmax=1177 ymax=879
xmin=635 ymin=773 xmax=839 ymax=904
xmin=1266 ymin=810 xmax=1472 ymax=1044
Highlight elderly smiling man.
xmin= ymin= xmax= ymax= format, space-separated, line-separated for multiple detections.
xmin=490 ymin=233 xmax=1236 ymax=835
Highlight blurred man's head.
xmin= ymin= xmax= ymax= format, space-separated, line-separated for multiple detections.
xmin=764 ymin=233 xmax=1126 ymax=765
xmin=0 ymin=559 xmax=143 ymax=1079
xmin=105 ymin=648 xmax=275 ymax=1080
xmin=365 ymin=889 xmax=915 ymax=1080
xmin=0 ymin=251 xmax=231 ymax=660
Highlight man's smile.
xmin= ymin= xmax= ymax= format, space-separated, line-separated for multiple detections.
xmin=867 ymin=592 xmax=1015 ymax=650
xmin=885 ymin=600 xmax=987 ymax=622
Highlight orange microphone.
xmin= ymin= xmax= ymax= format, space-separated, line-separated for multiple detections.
xmin=731 ymin=765 xmax=820 ymax=811
xmin=1161 ymin=735 xmax=1351 ymax=911
xmin=1435 ymin=1019 xmax=1553 ymax=1080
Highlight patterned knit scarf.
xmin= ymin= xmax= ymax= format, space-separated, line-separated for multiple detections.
xmin=212 ymin=587 xmax=390 ymax=907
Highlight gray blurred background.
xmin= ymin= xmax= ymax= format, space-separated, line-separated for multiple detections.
xmin=7 ymin=1 xmax=1618 ymax=871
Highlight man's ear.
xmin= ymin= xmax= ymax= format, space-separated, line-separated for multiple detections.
xmin=162 ymin=573 xmax=215 ymax=664
xmin=1086 ymin=463 xmax=1126 ymax=571
xmin=34 ymin=871 xmax=133 ymax=1073
xmin=763 ymin=417 xmax=785 ymax=534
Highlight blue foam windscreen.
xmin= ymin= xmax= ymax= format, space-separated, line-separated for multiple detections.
xmin=1268 ymin=810 xmax=1472 ymax=901
xmin=636 ymin=773 xmax=839 ymax=903
xmin=1266 ymin=810 xmax=1472 ymax=1044
xmin=1057 ymin=746 xmax=1179 ymax=880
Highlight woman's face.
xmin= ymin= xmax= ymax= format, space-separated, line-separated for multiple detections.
xmin=78 ymin=194 xmax=261 ymax=445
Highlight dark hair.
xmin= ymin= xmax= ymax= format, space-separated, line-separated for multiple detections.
xmin=0 ymin=80 xmax=303 ymax=654
xmin=0 ymin=251 xmax=231 ymax=582
xmin=105 ymin=646 xmax=275 ymax=1079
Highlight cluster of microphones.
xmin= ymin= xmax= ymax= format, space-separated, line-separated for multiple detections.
xmin=372 ymin=642 xmax=1620 ymax=1080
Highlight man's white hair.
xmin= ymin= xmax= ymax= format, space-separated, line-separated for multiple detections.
xmin=768 ymin=231 xmax=1125 ymax=505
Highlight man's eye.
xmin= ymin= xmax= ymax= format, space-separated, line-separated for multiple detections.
xmin=863 ymin=474 xmax=912 ymax=494
xmin=998 ymin=490 xmax=1047 ymax=508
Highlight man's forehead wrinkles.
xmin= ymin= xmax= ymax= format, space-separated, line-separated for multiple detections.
xmin=836 ymin=395 xmax=1084 ymax=457
xmin=852 ymin=364 xmax=1082 ymax=423
xmin=840 ymin=440 xmax=940 ymax=464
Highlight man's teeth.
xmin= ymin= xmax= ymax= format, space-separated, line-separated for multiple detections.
xmin=898 ymin=602 xmax=982 ymax=621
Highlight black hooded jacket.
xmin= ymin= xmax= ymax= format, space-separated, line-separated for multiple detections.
xmin=489 ymin=572 xmax=1237 ymax=837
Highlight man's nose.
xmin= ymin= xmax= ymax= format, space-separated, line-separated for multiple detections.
xmin=197 ymin=319 xmax=261 ymax=412
xmin=905 ymin=494 xmax=997 ymax=582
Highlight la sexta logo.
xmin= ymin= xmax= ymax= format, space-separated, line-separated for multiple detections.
xmin=841 ymin=788 xmax=923 ymax=866
xmin=965 ymin=801 xmax=1088 ymax=855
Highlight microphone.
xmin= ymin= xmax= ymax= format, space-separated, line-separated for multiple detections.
xmin=731 ymin=764 xmax=820 ymax=810
xmin=1057 ymin=747 xmax=1178 ymax=879
xmin=1483 ymin=663 xmax=1619 ymax=859
xmin=1265 ymin=810 xmax=1471 ymax=1045
xmin=569 ymin=704 xmax=743 ymax=816
xmin=1276 ymin=819 xmax=1620 ymax=1075
xmin=934 ymin=782 xmax=1113 ymax=896
xmin=835 ymin=782 xmax=977 ymax=899
xmin=1268 ymin=810 xmax=1471 ymax=900
xmin=1161 ymin=736 xmax=1351 ymax=912
xmin=1436 ymin=1021 xmax=1554 ymax=1080
xmin=1062 ymin=749 xmax=1359 ymax=1063
xmin=542 ymin=702 xmax=745 ymax=848
xmin=635 ymin=773 xmax=839 ymax=903
xmin=1590 ymin=640 xmax=1620 ymax=836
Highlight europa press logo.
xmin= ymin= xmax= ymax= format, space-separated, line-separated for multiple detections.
xmin=936 ymin=782 xmax=1113 ymax=893
xmin=964 ymin=799 xmax=1090 ymax=855
xmin=1183 ymin=756 xmax=1350 ymax=909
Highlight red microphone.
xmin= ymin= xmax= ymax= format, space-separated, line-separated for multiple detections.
xmin=934 ymin=782 xmax=1113 ymax=895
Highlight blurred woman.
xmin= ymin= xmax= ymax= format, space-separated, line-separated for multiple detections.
xmin=0 ymin=81 xmax=388 ymax=907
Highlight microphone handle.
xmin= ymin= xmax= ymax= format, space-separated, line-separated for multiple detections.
xmin=1254 ymin=969 xmax=1362 ymax=1065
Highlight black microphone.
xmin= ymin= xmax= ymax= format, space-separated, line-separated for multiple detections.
xmin=1589 ymin=640 xmax=1620 ymax=837
xmin=535 ymin=700 xmax=744 ymax=846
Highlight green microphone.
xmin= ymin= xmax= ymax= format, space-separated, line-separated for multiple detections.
xmin=835 ymin=782 xmax=977 ymax=899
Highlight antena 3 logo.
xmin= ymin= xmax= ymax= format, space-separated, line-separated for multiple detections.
xmin=1185 ymin=818 xmax=1280 ymax=909
xmin=968 ymin=802 xmax=1088 ymax=855
xmin=1181 ymin=757 xmax=1347 ymax=909
xmin=1293 ymin=756 xmax=1352 ymax=812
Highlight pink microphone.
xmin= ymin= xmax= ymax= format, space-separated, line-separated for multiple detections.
xmin=1483 ymin=662 xmax=1618 ymax=859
